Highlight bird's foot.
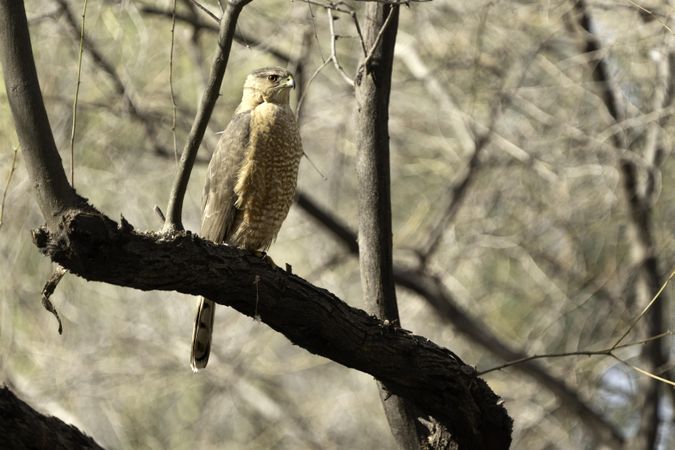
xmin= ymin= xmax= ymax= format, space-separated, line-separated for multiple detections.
xmin=253 ymin=250 xmax=276 ymax=267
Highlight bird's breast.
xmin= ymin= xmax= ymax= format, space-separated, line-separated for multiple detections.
xmin=231 ymin=102 xmax=303 ymax=251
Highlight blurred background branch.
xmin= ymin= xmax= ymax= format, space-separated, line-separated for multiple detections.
xmin=571 ymin=1 xmax=672 ymax=448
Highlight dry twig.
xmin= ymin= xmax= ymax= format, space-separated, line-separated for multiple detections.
xmin=0 ymin=147 xmax=19 ymax=231
xmin=169 ymin=0 xmax=179 ymax=163
xmin=327 ymin=9 xmax=355 ymax=87
xmin=68 ymin=0 xmax=88 ymax=188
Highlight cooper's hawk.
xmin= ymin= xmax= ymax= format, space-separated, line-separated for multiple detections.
xmin=190 ymin=67 xmax=303 ymax=371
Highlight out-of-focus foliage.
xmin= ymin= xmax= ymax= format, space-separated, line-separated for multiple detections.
xmin=1 ymin=0 xmax=673 ymax=449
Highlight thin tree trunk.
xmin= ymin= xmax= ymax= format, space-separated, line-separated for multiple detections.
xmin=354 ymin=4 xmax=433 ymax=449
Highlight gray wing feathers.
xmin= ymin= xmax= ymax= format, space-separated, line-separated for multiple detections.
xmin=191 ymin=111 xmax=250 ymax=371
xmin=200 ymin=111 xmax=251 ymax=242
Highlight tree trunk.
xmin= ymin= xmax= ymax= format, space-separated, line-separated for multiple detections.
xmin=354 ymin=3 xmax=428 ymax=449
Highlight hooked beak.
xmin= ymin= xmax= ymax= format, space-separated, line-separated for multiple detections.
xmin=284 ymin=75 xmax=295 ymax=90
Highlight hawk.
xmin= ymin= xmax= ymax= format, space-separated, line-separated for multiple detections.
xmin=191 ymin=67 xmax=303 ymax=370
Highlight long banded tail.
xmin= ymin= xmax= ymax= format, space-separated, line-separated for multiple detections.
xmin=190 ymin=297 xmax=216 ymax=371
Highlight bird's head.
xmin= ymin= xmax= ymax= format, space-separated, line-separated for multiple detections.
xmin=241 ymin=67 xmax=295 ymax=107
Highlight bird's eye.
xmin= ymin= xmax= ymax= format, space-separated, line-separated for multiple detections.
xmin=267 ymin=74 xmax=279 ymax=82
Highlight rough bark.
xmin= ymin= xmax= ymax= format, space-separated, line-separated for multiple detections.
xmin=31 ymin=209 xmax=510 ymax=450
xmin=0 ymin=386 xmax=104 ymax=450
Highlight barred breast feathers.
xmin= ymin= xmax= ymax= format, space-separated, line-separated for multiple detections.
xmin=231 ymin=102 xmax=303 ymax=251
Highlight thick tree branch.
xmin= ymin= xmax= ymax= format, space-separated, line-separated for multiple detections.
xmin=162 ymin=0 xmax=252 ymax=232
xmin=0 ymin=386 xmax=104 ymax=450
xmin=0 ymin=0 xmax=83 ymax=227
xmin=30 ymin=209 xmax=510 ymax=450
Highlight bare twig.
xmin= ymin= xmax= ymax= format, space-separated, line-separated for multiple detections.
xmin=69 ymin=0 xmax=88 ymax=188
xmin=478 ymin=269 xmax=674 ymax=378
xmin=479 ymin=331 xmax=673 ymax=376
xmin=290 ymin=21 xmax=314 ymax=122
xmin=352 ymin=11 xmax=368 ymax=57
xmin=0 ymin=147 xmax=19 ymax=231
xmin=626 ymin=0 xmax=673 ymax=33
xmin=170 ymin=0 xmax=179 ymax=163
xmin=302 ymin=0 xmax=325 ymax=63
xmin=356 ymin=5 xmax=396 ymax=79
xmin=295 ymin=61 xmax=330 ymax=119
xmin=289 ymin=24 xmax=328 ymax=176
xmin=613 ymin=271 xmax=674 ymax=349
xmin=299 ymin=0 xmax=367 ymax=86
xmin=162 ymin=0 xmax=253 ymax=232
xmin=617 ymin=356 xmax=675 ymax=387
xmin=326 ymin=9 xmax=355 ymax=87
xmin=189 ymin=0 xmax=219 ymax=21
